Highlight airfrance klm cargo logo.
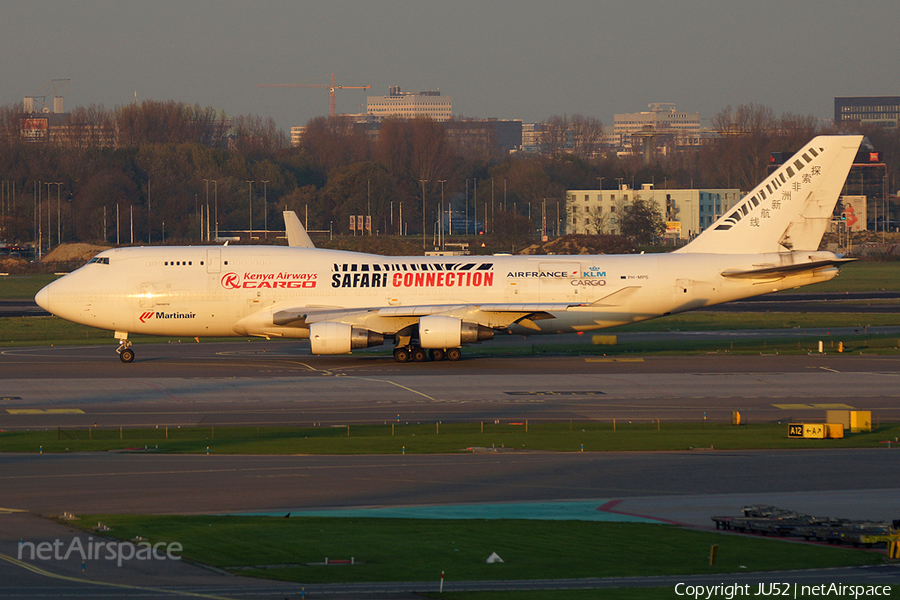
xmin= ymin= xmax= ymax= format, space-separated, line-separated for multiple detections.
xmin=139 ymin=311 xmax=196 ymax=323
xmin=220 ymin=272 xmax=317 ymax=289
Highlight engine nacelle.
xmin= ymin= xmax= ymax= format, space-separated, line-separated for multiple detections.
xmin=419 ymin=315 xmax=494 ymax=349
xmin=309 ymin=321 xmax=384 ymax=355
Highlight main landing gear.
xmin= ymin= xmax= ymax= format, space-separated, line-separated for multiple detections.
xmin=115 ymin=332 xmax=134 ymax=363
xmin=393 ymin=346 xmax=461 ymax=363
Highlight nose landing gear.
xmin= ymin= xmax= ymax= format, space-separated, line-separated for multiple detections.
xmin=115 ymin=332 xmax=134 ymax=363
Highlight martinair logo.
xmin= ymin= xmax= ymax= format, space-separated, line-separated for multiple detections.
xmin=220 ymin=272 xmax=317 ymax=289
xmin=139 ymin=311 xmax=196 ymax=322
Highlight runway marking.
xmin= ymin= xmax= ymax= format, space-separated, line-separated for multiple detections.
xmin=0 ymin=507 xmax=26 ymax=514
xmin=0 ymin=397 xmax=23 ymax=401
xmin=819 ymin=367 xmax=841 ymax=373
xmin=6 ymin=409 xmax=85 ymax=415
xmin=0 ymin=552 xmax=236 ymax=599
xmin=505 ymin=391 xmax=605 ymax=396
xmin=283 ymin=361 xmax=334 ymax=376
xmin=586 ymin=358 xmax=644 ymax=363
xmin=772 ymin=403 xmax=855 ymax=410
xmin=341 ymin=377 xmax=438 ymax=401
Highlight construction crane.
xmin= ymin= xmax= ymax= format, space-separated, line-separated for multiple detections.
xmin=257 ymin=73 xmax=371 ymax=117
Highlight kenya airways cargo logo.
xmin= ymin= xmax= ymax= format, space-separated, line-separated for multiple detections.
xmin=220 ymin=271 xmax=317 ymax=290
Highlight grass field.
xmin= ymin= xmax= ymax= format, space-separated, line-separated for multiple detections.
xmin=73 ymin=515 xmax=887 ymax=585
xmin=4 ymin=422 xmax=898 ymax=454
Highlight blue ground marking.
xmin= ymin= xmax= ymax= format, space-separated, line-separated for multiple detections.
xmin=236 ymin=500 xmax=662 ymax=523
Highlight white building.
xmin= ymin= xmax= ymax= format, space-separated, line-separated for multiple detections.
xmin=566 ymin=184 xmax=741 ymax=240
xmin=613 ymin=103 xmax=701 ymax=151
xmin=366 ymin=86 xmax=452 ymax=122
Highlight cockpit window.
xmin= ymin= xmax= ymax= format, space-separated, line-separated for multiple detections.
xmin=87 ymin=257 xmax=110 ymax=265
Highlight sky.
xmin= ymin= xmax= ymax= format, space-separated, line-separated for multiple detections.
xmin=2 ymin=0 xmax=897 ymax=133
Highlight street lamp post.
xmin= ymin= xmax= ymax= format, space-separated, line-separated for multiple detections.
xmin=420 ymin=179 xmax=428 ymax=250
xmin=202 ymin=179 xmax=210 ymax=241
xmin=261 ymin=180 xmax=269 ymax=241
xmin=437 ymin=180 xmax=447 ymax=250
xmin=246 ymin=181 xmax=254 ymax=242
xmin=212 ymin=181 xmax=218 ymax=241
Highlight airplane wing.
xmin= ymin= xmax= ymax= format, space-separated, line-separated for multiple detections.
xmin=270 ymin=302 xmax=581 ymax=330
xmin=284 ymin=211 xmax=315 ymax=248
xmin=239 ymin=301 xmax=585 ymax=340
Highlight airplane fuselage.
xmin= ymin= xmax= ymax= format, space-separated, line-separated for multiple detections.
xmin=37 ymin=244 xmax=839 ymax=340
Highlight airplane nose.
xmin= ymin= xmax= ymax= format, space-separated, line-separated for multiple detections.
xmin=35 ymin=285 xmax=51 ymax=312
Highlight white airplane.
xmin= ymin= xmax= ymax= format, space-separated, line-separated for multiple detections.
xmin=35 ymin=135 xmax=862 ymax=363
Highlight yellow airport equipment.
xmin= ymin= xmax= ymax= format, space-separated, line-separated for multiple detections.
xmin=850 ymin=411 xmax=871 ymax=432
xmin=889 ymin=540 xmax=900 ymax=560
xmin=592 ymin=335 xmax=617 ymax=346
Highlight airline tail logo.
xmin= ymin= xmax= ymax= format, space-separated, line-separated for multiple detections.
xmin=139 ymin=311 xmax=154 ymax=323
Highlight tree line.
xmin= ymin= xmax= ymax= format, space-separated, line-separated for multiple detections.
xmin=0 ymin=99 xmax=896 ymax=252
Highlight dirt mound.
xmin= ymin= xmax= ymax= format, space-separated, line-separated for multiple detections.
xmin=41 ymin=243 xmax=111 ymax=264
xmin=0 ymin=257 xmax=31 ymax=274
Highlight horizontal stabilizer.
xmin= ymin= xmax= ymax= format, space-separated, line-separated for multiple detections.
xmin=721 ymin=257 xmax=854 ymax=279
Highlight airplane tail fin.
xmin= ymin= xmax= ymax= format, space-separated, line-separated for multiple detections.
xmin=284 ymin=211 xmax=315 ymax=248
xmin=676 ymin=135 xmax=863 ymax=254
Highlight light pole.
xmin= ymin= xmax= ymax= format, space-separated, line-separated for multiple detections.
xmin=261 ymin=180 xmax=269 ymax=241
xmin=437 ymin=180 xmax=447 ymax=250
xmin=420 ymin=179 xmax=428 ymax=250
xmin=212 ymin=180 xmax=218 ymax=241
xmin=246 ymin=180 xmax=254 ymax=242
xmin=202 ymin=179 xmax=210 ymax=241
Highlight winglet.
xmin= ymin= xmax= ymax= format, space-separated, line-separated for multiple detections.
xmin=284 ymin=211 xmax=315 ymax=248
xmin=677 ymin=135 xmax=863 ymax=254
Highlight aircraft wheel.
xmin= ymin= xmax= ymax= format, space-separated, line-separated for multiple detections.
xmin=429 ymin=349 xmax=445 ymax=362
xmin=119 ymin=348 xmax=135 ymax=363
xmin=446 ymin=348 xmax=462 ymax=361
xmin=393 ymin=347 xmax=410 ymax=363
xmin=412 ymin=347 xmax=428 ymax=362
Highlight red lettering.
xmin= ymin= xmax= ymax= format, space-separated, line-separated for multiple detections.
xmin=446 ymin=273 xmax=455 ymax=286
xmin=302 ymin=281 xmax=316 ymax=288
xmin=426 ymin=273 xmax=436 ymax=286
xmin=393 ymin=273 xmax=403 ymax=287
xmin=437 ymin=273 xmax=445 ymax=286
xmin=414 ymin=273 xmax=425 ymax=286
xmin=483 ymin=273 xmax=493 ymax=286
xmin=473 ymin=273 xmax=482 ymax=286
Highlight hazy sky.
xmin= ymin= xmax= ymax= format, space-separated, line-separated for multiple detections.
xmin=3 ymin=1 xmax=896 ymax=132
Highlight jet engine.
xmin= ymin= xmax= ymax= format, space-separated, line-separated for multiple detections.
xmin=418 ymin=315 xmax=494 ymax=349
xmin=309 ymin=321 xmax=384 ymax=355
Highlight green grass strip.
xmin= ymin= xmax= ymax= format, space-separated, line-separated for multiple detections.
xmin=5 ymin=422 xmax=899 ymax=454
xmin=73 ymin=516 xmax=887 ymax=585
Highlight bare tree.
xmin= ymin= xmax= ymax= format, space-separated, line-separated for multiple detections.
xmin=570 ymin=114 xmax=604 ymax=161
